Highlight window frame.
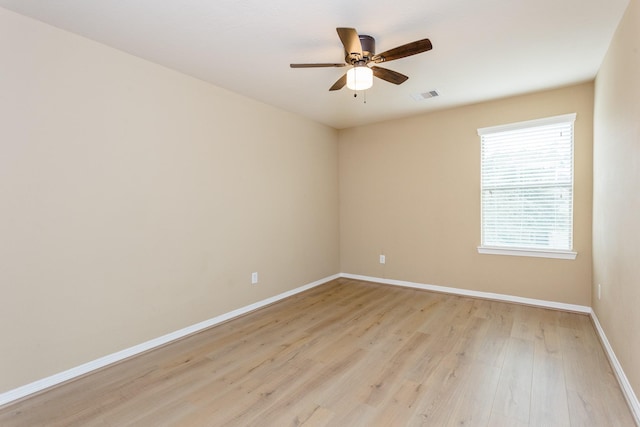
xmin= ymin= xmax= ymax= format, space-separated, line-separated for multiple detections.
xmin=476 ymin=113 xmax=578 ymax=260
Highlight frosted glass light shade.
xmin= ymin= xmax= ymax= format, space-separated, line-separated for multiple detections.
xmin=346 ymin=66 xmax=373 ymax=90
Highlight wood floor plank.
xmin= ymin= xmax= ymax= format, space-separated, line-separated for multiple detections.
xmin=490 ymin=337 xmax=534 ymax=424
xmin=325 ymin=403 xmax=375 ymax=427
xmin=363 ymin=331 xmax=432 ymax=406
xmin=295 ymin=404 xmax=334 ymax=427
xmin=407 ymin=354 xmax=480 ymax=425
xmin=530 ymin=334 xmax=571 ymax=426
xmin=0 ymin=278 xmax=635 ymax=426
xmin=559 ymin=322 xmax=633 ymax=427
xmin=447 ymin=361 xmax=502 ymax=426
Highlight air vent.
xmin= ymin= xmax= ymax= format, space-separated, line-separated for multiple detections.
xmin=411 ymin=90 xmax=440 ymax=101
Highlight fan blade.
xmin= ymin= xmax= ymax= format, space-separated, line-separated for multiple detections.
xmin=290 ymin=63 xmax=346 ymax=68
xmin=372 ymin=39 xmax=432 ymax=63
xmin=371 ymin=66 xmax=409 ymax=85
xmin=336 ymin=28 xmax=363 ymax=58
xmin=329 ymin=74 xmax=347 ymax=91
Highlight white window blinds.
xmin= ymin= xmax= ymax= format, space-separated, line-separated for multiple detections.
xmin=478 ymin=114 xmax=576 ymax=253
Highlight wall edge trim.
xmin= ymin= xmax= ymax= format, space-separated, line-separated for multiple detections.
xmin=339 ymin=273 xmax=591 ymax=313
xmin=590 ymin=310 xmax=640 ymax=425
xmin=0 ymin=273 xmax=340 ymax=407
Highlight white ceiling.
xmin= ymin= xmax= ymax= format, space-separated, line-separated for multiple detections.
xmin=0 ymin=0 xmax=629 ymax=129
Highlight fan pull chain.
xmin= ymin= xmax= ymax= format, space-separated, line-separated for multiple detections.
xmin=352 ymin=90 xmax=367 ymax=104
xmin=353 ymin=65 xmax=358 ymax=98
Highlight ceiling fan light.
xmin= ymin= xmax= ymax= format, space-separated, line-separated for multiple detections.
xmin=346 ymin=66 xmax=373 ymax=90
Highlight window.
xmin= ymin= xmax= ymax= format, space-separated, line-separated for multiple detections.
xmin=477 ymin=113 xmax=577 ymax=260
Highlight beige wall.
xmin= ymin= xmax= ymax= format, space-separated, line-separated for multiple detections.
xmin=6 ymin=0 xmax=635 ymax=401
xmin=339 ymin=83 xmax=594 ymax=306
xmin=0 ymin=8 xmax=339 ymax=393
xmin=593 ymin=0 xmax=640 ymax=404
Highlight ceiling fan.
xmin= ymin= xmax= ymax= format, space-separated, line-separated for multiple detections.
xmin=290 ymin=27 xmax=433 ymax=91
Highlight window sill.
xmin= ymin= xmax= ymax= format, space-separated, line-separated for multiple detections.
xmin=477 ymin=246 xmax=577 ymax=260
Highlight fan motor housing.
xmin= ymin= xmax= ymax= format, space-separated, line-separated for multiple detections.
xmin=345 ymin=35 xmax=375 ymax=64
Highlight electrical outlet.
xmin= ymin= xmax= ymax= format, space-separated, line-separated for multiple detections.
xmin=251 ymin=272 xmax=258 ymax=285
xmin=598 ymin=283 xmax=601 ymax=300
xmin=379 ymin=255 xmax=386 ymax=264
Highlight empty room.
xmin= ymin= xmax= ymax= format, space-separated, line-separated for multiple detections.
xmin=0 ymin=0 xmax=638 ymax=425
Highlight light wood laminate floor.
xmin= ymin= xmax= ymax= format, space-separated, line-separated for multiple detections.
xmin=0 ymin=278 xmax=635 ymax=426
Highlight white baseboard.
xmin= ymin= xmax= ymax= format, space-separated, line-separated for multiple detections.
xmin=0 ymin=273 xmax=340 ymax=407
xmin=590 ymin=311 xmax=640 ymax=426
xmin=339 ymin=273 xmax=591 ymax=313
xmin=5 ymin=272 xmax=637 ymax=425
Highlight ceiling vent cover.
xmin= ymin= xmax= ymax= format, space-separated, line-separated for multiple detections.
xmin=411 ymin=90 xmax=440 ymax=101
